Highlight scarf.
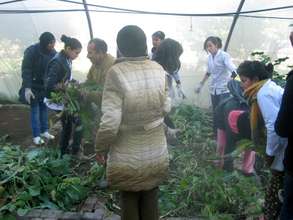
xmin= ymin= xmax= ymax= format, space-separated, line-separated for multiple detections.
xmin=244 ymin=79 xmax=268 ymax=153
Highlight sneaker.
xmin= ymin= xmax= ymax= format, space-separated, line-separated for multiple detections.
xmin=33 ymin=136 xmax=45 ymax=145
xmin=40 ymin=132 xmax=55 ymax=140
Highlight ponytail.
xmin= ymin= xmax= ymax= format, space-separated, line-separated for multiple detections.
xmin=61 ymin=34 xmax=82 ymax=50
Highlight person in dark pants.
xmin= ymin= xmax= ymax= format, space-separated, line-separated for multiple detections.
xmin=239 ymin=60 xmax=287 ymax=220
xmin=95 ymin=25 xmax=170 ymax=220
xmin=20 ymin=32 xmax=56 ymax=145
xmin=195 ymin=36 xmax=237 ymax=136
xmin=275 ymin=30 xmax=293 ymax=220
xmin=215 ymin=80 xmax=250 ymax=171
xmin=45 ymin=35 xmax=82 ymax=156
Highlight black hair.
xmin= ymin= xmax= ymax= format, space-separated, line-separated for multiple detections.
xmin=237 ymin=60 xmax=274 ymax=81
xmin=61 ymin=34 xmax=82 ymax=50
xmin=39 ymin=32 xmax=55 ymax=50
xmin=203 ymin=36 xmax=222 ymax=51
xmin=152 ymin=31 xmax=165 ymax=40
xmin=154 ymin=38 xmax=183 ymax=73
xmin=88 ymin=38 xmax=107 ymax=53
xmin=116 ymin=25 xmax=147 ymax=57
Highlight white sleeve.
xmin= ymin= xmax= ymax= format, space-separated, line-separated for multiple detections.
xmin=257 ymin=91 xmax=286 ymax=156
xmin=223 ymin=53 xmax=236 ymax=73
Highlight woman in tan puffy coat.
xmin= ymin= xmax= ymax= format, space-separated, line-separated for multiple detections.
xmin=95 ymin=25 xmax=171 ymax=220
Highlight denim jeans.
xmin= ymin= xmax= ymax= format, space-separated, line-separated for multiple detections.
xmin=30 ymin=100 xmax=48 ymax=137
xmin=280 ymin=172 xmax=293 ymax=220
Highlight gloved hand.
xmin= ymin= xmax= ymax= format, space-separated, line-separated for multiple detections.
xmin=194 ymin=82 xmax=203 ymax=94
xmin=176 ymin=84 xmax=186 ymax=99
xmin=24 ymin=88 xmax=35 ymax=104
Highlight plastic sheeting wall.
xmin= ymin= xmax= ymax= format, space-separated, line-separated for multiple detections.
xmin=0 ymin=0 xmax=292 ymax=108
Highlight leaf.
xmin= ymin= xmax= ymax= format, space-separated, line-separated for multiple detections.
xmin=39 ymin=200 xmax=59 ymax=209
xmin=16 ymin=207 xmax=29 ymax=216
xmin=28 ymin=185 xmax=40 ymax=197
xmin=26 ymin=149 xmax=42 ymax=161
xmin=17 ymin=191 xmax=31 ymax=202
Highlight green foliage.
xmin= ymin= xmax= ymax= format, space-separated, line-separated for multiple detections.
xmin=49 ymin=81 xmax=103 ymax=141
xmin=159 ymin=104 xmax=264 ymax=218
xmin=0 ymin=143 xmax=105 ymax=217
xmin=170 ymin=104 xmax=213 ymax=147
xmin=251 ymin=51 xmax=289 ymax=87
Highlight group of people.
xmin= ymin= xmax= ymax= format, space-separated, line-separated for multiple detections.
xmin=195 ymin=32 xmax=293 ymax=220
xmin=19 ymin=24 xmax=293 ymax=220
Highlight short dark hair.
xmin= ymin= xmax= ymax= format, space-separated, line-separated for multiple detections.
xmin=152 ymin=31 xmax=165 ymax=40
xmin=154 ymin=38 xmax=183 ymax=73
xmin=116 ymin=25 xmax=147 ymax=57
xmin=61 ymin=34 xmax=82 ymax=50
xmin=89 ymin=38 xmax=107 ymax=54
xmin=203 ymin=36 xmax=222 ymax=51
xmin=39 ymin=32 xmax=55 ymax=48
xmin=237 ymin=60 xmax=273 ymax=80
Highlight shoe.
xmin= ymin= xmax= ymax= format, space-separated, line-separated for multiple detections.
xmin=33 ymin=136 xmax=45 ymax=145
xmin=40 ymin=132 xmax=55 ymax=140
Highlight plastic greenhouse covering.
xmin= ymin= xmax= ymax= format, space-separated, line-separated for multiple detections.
xmin=0 ymin=0 xmax=292 ymax=108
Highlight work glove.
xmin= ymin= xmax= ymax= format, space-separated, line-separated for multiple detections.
xmin=176 ymin=84 xmax=186 ymax=99
xmin=194 ymin=82 xmax=203 ymax=94
xmin=24 ymin=88 xmax=35 ymax=104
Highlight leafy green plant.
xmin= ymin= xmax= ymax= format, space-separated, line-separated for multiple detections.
xmin=0 ymin=143 xmax=105 ymax=217
xmin=158 ymin=104 xmax=264 ymax=219
xmin=49 ymin=81 xmax=103 ymax=141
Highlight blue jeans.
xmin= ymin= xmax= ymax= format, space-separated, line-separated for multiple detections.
xmin=30 ymin=100 xmax=48 ymax=137
xmin=280 ymin=172 xmax=293 ymax=220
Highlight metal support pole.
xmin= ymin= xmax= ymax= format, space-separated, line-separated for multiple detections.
xmin=224 ymin=0 xmax=246 ymax=51
xmin=82 ymin=0 xmax=93 ymax=39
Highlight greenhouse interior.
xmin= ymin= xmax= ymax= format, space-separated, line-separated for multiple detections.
xmin=0 ymin=0 xmax=293 ymax=219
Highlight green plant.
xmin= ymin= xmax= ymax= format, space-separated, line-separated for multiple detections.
xmin=158 ymin=104 xmax=264 ymax=218
xmin=0 ymin=143 xmax=105 ymax=217
xmin=49 ymin=81 xmax=103 ymax=141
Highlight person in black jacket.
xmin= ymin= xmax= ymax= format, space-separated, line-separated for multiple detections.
xmin=20 ymin=32 xmax=56 ymax=145
xmin=275 ymin=30 xmax=293 ymax=220
xmin=45 ymin=34 xmax=82 ymax=156
xmin=215 ymin=80 xmax=250 ymax=171
xmin=150 ymin=31 xmax=165 ymax=60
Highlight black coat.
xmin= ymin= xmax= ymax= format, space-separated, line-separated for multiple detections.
xmin=21 ymin=43 xmax=56 ymax=102
xmin=45 ymin=50 xmax=72 ymax=98
xmin=275 ymin=70 xmax=293 ymax=174
xmin=215 ymin=80 xmax=250 ymax=158
xmin=215 ymin=80 xmax=248 ymax=130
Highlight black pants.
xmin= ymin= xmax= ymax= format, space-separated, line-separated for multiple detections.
xmin=60 ymin=113 xmax=82 ymax=155
xmin=280 ymin=172 xmax=293 ymax=220
xmin=120 ymin=187 xmax=159 ymax=220
xmin=164 ymin=115 xmax=175 ymax=129
xmin=211 ymin=93 xmax=230 ymax=136
xmin=264 ymin=170 xmax=284 ymax=220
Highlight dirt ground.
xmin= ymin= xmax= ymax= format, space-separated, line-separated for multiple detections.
xmin=0 ymin=104 xmax=32 ymax=145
